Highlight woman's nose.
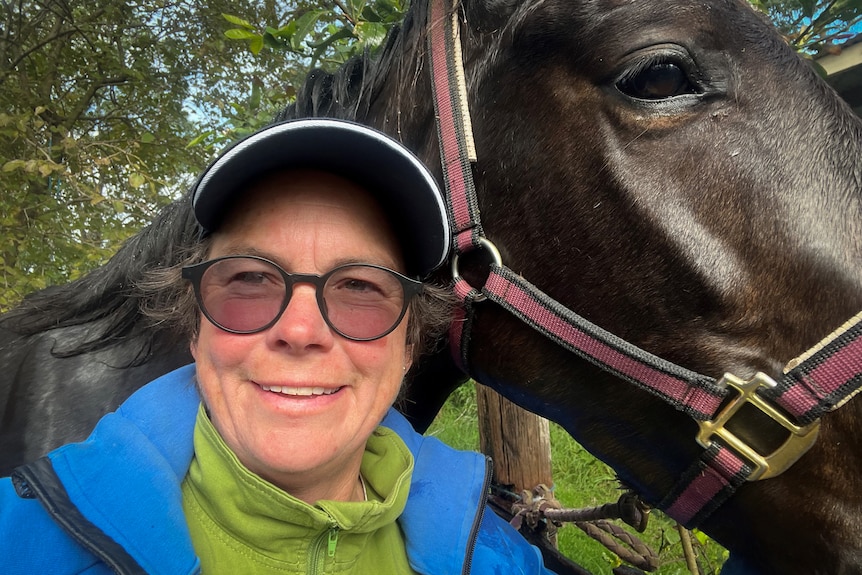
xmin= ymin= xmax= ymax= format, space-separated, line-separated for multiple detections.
xmin=265 ymin=284 xmax=333 ymax=351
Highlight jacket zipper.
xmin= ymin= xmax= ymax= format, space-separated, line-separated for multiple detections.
xmin=307 ymin=518 xmax=340 ymax=575
xmin=461 ymin=456 xmax=493 ymax=575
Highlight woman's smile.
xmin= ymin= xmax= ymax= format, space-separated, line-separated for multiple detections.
xmin=258 ymin=383 xmax=342 ymax=397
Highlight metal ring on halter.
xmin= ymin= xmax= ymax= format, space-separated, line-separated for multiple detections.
xmin=451 ymin=237 xmax=503 ymax=302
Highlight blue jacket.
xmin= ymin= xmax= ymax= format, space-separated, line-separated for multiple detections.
xmin=0 ymin=365 xmax=554 ymax=575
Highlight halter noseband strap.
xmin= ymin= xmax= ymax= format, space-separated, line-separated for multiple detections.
xmin=426 ymin=0 xmax=862 ymax=529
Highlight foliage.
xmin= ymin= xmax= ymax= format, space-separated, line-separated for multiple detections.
xmin=222 ymin=0 xmax=406 ymax=66
xmin=749 ymin=0 xmax=862 ymax=53
xmin=0 ymin=0 xmax=409 ymax=310
xmin=0 ymin=0 xmax=306 ymax=310
xmin=193 ymin=0 xmax=408 ymax=151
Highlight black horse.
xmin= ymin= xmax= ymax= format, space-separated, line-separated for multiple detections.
xmin=3 ymin=0 xmax=862 ymax=573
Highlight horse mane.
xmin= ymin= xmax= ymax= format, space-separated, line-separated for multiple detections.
xmin=274 ymin=0 xmax=437 ymax=123
xmin=0 ymin=197 xmax=200 ymax=356
xmin=0 ymin=5 xmax=428 ymax=358
xmin=277 ymin=25 xmax=406 ymax=122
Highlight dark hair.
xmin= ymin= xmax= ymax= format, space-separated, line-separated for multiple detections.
xmin=136 ymin=237 xmax=455 ymax=362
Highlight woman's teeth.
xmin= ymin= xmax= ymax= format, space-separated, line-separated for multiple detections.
xmin=261 ymin=385 xmax=339 ymax=397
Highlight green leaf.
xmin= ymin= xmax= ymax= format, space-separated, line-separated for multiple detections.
xmin=361 ymin=5 xmax=382 ymax=22
xmin=221 ymin=13 xmax=254 ymax=29
xmin=249 ymin=79 xmax=262 ymax=111
xmin=799 ymin=0 xmax=818 ymax=18
xmin=354 ymin=21 xmax=387 ymax=46
xmin=186 ymin=130 xmax=213 ymax=148
xmin=38 ymin=161 xmax=59 ymax=177
xmin=263 ymin=32 xmax=288 ymax=49
xmin=224 ymin=28 xmax=259 ymax=40
xmin=292 ymin=10 xmax=328 ymax=49
xmin=265 ymin=26 xmax=282 ymax=37
xmin=140 ymin=132 xmax=155 ymax=144
xmin=307 ymin=25 xmax=355 ymax=50
xmin=266 ymin=24 xmax=295 ymax=39
xmin=249 ymin=36 xmax=264 ymax=55
xmin=2 ymin=160 xmax=25 ymax=172
xmin=129 ymin=173 xmax=146 ymax=188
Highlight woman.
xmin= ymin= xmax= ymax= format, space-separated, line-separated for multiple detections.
xmin=0 ymin=118 xmax=557 ymax=574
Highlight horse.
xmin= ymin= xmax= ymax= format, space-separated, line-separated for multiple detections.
xmin=2 ymin=0 xmax=861 ymax=573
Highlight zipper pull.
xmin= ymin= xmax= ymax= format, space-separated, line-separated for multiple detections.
xmin=327 ymin=526 xmax=339 ymax=557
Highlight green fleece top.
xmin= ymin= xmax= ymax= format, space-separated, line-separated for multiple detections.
xmin=181 ymin=406 xmax=418 ymax=574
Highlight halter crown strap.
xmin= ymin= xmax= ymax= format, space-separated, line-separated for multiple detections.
xmin=428 ymin=0 xmax=482 ymax=256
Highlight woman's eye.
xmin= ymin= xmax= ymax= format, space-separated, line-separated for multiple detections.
xmin=231 ymin=271 xmax=269 ymax=284
xmin=617 ymin=61 xmax=696 ymax=100
xmin=341 ymin=278 xmax=379 ymax=292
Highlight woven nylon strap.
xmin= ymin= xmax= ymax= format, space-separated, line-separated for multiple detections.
xmin=769 ymin=311 xmax=862 ymax=425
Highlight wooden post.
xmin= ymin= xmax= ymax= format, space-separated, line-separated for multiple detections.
xmin=476 ymin=383 xmax=556 ymax=545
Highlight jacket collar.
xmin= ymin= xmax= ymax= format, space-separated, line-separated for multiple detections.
xmin=47 ymin=364 xmax=200 ymax=575
xmin=381 ymin=409 xmax=490 ymax=575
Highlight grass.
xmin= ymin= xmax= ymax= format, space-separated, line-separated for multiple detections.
xmin=425 ymin=383 xmax=730 ymax=575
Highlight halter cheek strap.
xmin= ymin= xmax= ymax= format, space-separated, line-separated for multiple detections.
xmin=427 ymin=0 xmax=862 ymax=529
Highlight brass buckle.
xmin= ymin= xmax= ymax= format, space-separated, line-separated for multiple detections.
xmin=696 ymin=372 xmax=820 ymax=481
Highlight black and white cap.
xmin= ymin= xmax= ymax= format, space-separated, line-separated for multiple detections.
xmin=190 ymin=118 xmax=450 ymax=279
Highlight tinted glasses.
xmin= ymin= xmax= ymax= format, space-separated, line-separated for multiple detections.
xmin=182 ymin=255 xmax=422 ymax=341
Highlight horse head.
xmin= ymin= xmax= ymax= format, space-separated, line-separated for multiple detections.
xmin=411 ymin=0 xmax=862 ymax=572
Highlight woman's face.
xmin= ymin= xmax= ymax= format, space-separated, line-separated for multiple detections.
xmin=191 ymin=169 xmax=412 ymax=502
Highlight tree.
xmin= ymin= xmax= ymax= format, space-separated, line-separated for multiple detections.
xmin=221 ymin=0 xmax=405 ymax=68
xmin=750 ymin=0 xmax=862 ymax=53
xmin=193 ymin=0 xmax=407 ymax=151
xmin=0 ymin=0 xmax=306 ymax=310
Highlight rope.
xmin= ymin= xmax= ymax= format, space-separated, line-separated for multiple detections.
xmin=576 ymin=520 xmax=659 ymax=572
xmin=497 ymin=485 xmax=660 ymax=573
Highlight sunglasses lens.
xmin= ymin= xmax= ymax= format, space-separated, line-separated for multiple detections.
xmin=198 ymin=258 xmax=285 ymax=333
xmin=323 ymin=265 xmax=407 ymax=340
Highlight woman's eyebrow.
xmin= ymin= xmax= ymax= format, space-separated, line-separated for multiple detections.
xmin=228 ymin=245 xmax=273 ymax=259
xmin=212 ymin=244 xmax=396 ymax=271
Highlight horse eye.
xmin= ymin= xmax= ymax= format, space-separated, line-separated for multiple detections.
xmin=616 ymin=61 xmax=696 ymax=100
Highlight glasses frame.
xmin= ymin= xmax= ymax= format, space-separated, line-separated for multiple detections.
xmin=182 ymin=255 xmax=423 ymax=341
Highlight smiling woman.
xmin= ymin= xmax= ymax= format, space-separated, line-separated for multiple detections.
xmin=190 ymin=169 xmax=419 ymax=504
xmin=0 ymin=118 xmax=561 ymax=575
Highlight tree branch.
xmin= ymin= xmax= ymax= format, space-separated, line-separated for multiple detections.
xmin=60 ymin=75 xmax=132 ymax=132
xmin=329 ymin=0 xmax=355 ymax=25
